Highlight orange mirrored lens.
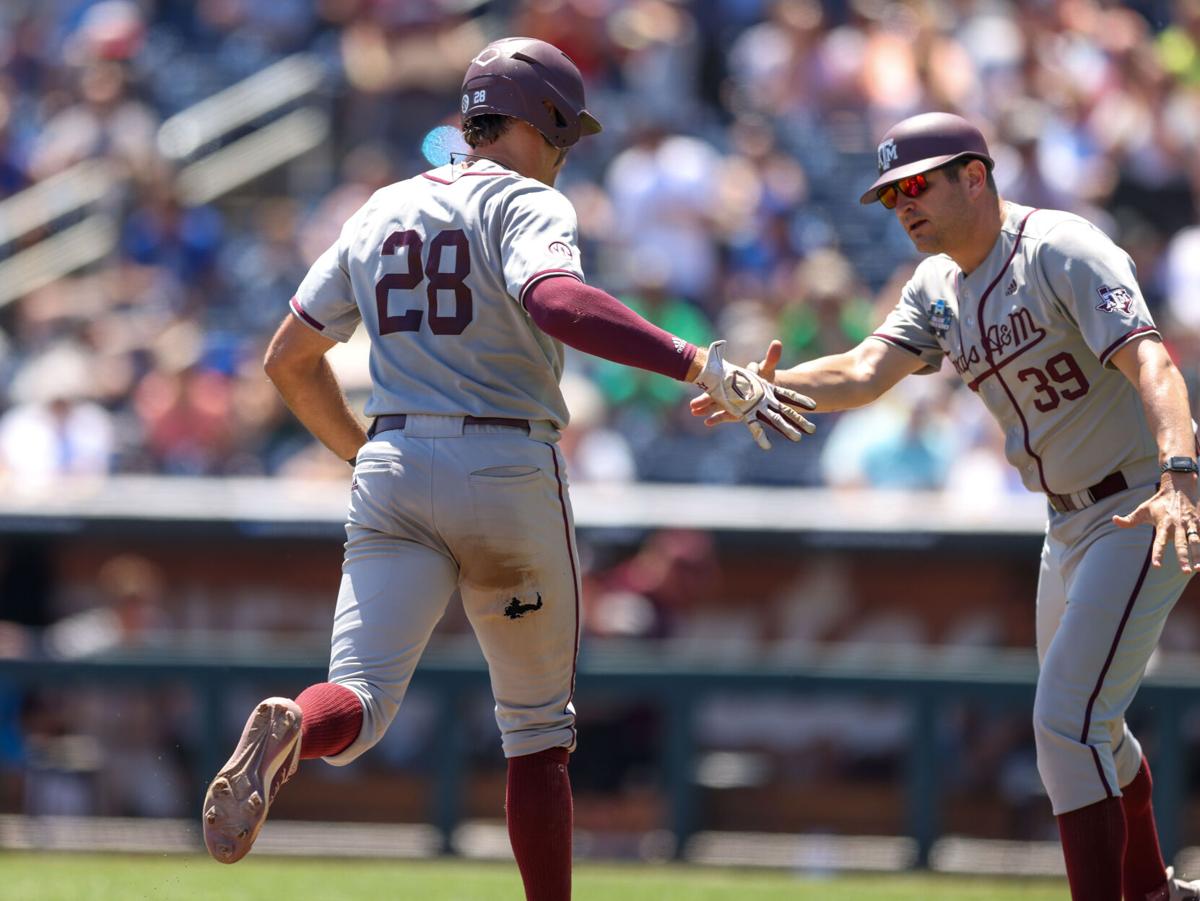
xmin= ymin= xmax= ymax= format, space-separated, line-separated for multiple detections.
xmin=877 ymin=172 xmax=930 ymax=208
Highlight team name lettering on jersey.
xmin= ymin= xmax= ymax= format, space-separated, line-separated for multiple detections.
xmin=950 ymin=306 xmax=1047 ymax=376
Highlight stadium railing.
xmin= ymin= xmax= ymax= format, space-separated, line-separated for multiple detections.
xmin=0 ymin=53 xmax=330 ymax=308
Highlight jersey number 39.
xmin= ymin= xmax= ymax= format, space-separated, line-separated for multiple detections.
xmin=375 ymin=229 xmax=473 ymax=335
xmin=1016 ymin=351 xmax=1091 ymax=412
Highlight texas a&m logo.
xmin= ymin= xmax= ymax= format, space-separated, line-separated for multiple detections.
xmin=951 ymin=306 xmax=1046 ymax=376
xmin=877 ymin=138 xmax=899 ymax=173
xmin=1095 ymin=284 xmax=1134 ymax=315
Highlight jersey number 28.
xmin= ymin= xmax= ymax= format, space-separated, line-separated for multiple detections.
xmin=375 ymin=229 xmax=473 ymax=335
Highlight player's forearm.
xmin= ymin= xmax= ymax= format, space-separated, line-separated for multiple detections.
xmin=524 ymin=277 xmax=697 ymax=379
xmin=266 ymin=357 xmax=368 ymax=462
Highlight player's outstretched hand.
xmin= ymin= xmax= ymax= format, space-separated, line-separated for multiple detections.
xmin=692 ymin=339 xmax=783 ymax=425
xmin=691 ymin=339 xmax=816 ymax=450
xmin=1113 ymin=477 xmax=1200 ymax=573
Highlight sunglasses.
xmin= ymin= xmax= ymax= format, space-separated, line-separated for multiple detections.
xmin=876 ymin=172 xmax=930 ymax=209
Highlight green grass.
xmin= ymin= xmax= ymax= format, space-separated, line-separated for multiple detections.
xmin=6 ymin=853 xmax=1067 ymax=900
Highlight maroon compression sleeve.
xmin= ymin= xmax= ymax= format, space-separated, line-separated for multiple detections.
xmin=524 ymin=276 xmax=697 ymax=380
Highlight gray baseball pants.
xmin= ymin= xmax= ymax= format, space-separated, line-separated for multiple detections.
xmin=319 ymin=414 xmax=581 ymax=765
xmin=1035 ymin=464 xmax=1193 ymax=814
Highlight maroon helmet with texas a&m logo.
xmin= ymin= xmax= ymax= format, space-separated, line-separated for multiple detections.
xmin=860 ymin=112 xmax=994 ymax=205
xmin=461 ymin=37 xmax=603 ymax=150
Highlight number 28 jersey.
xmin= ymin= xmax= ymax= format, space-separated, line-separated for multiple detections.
xmin=871 ymin=201 xmax=1160 ymax=496
xmin=290 ymin=159 xmax=584 ymax=429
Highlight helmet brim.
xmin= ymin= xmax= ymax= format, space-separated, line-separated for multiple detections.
xmin=580 ymin=110 xmax=602 ymax=136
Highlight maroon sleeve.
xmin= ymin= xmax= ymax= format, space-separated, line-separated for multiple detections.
xmin=524 ymin=276 xmax=698 ymax=381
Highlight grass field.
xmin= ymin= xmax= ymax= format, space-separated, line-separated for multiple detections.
xmin=10 ymin=853 xmax=1069 ymax=900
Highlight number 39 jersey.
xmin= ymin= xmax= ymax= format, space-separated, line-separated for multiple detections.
xmin=290 ymin=158 xmax=585 ymax=429
xmin=871 ymin=201 xmax=1160 ymax=496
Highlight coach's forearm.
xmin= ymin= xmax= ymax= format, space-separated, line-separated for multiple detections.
xmin=775 ymin=355 xmax=883 ymax=412
xmin=1132 ymin=352 xmax=1199 ymax=499
xmin=1141 ymin=363 xmax=1197 ymax=465
xmin=266 ymin=357 xmax=368 ymax=462
xmin=1114 ymin=337 xmax=1198 ymax=466
xmin=775 ymin=360 xmax=863 ymax=411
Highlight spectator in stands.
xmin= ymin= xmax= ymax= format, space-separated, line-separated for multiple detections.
xmin=44 ymin=553 xmax=169 ymax=659
xmin=604 ymin=127 xmax=725 ymax=310
xmin=558 ymin=371 xmax=637 ymax=484
xmin=586 ymin=529 xmax=719 ymax=641
xmin=27 ymin=59 xmax=157 ymax=181
xmin=131 ymin=321 xmax=235 ymax=475
xmin=0 ymin=342 xmax=115 ymax=484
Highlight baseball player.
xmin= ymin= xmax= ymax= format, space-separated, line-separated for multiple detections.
xmin=695 ymin=112 xmax=1200 ymax=901
xmin=199 ymin=36 xmax=814 ymax=900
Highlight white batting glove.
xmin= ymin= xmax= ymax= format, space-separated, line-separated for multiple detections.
xmin=693 ymin=340 xmax=817 ymax=450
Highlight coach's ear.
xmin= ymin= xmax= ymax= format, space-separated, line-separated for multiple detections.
xmin=965 ymin=157 xmax=990 ymax=199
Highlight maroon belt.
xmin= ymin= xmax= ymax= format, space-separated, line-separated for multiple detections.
xmin=1047 ymin=471 xmax=1129 ymax=514
xmin=369 ymin=414 xmax=531 ymax=438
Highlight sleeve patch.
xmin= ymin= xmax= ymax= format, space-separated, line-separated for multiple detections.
xmin=1095 ymin=285 xmax=1135 ymax=315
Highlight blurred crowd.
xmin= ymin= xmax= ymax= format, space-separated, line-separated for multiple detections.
xmin=1 ymin=0 xmax=1197 ymax=491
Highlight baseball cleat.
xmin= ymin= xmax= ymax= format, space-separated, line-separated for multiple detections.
xmin=202 ymin=697 xmax=302 ymax=864
xmin=1166 ymin=866 xmax=1200 ymax=900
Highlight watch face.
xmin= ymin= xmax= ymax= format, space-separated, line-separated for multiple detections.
xmin=1165 ymin=456 xmax=1199 ymax=473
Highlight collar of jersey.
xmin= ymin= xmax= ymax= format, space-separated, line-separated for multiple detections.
xmin=424 ymin=156 xmax=514 ymax=184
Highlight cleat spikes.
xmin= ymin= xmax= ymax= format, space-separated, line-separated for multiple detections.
xmin=202 ymin=697 xmax=302 ymax=865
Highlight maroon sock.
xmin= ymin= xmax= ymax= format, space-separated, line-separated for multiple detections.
xmin=1057 ymin=796 xmax=1127 ymax=901
xmin=506 ymin=747 xmax=572 ymax=901
xmin=1121 ymin=756 xmax=1169 ymax=901
xmin=294 ymin=682 xmax=363 ymax=759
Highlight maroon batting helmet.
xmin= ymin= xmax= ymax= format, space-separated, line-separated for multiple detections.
xmin=461 ymin=37 xmax=602 ymax=150
xmin=859 ymin=112 xmax=994 ymax=205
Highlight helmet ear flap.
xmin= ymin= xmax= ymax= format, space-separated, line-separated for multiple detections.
xmin=542 ymin=100 xmax=567 ymax=130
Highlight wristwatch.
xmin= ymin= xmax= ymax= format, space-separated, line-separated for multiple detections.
xmin=1160 ymin=456 xmax=1199 ymax=475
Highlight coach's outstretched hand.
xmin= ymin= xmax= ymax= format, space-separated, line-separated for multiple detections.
xmin=1113 ymin=474 xmax=1200 ymax=574
xmin=692 ymin=340 xmax=816 ymax=450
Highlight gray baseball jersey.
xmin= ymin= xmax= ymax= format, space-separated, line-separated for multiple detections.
xmin=288 ymin=159 xmax=591 ymax=763
xmin=871 ymin=201 xmax=1158 ymax=496
xmin=872 ymin=200 xmax=1193 ymax=816
xmin=291 ymin=158 xmax=583 ymax=428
